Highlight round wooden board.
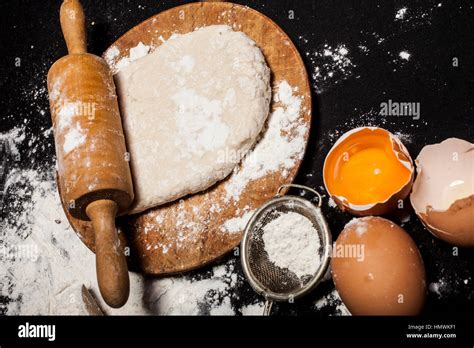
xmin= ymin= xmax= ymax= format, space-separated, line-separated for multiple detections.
xmin=59 ymin=1 xmax=312 ymax=275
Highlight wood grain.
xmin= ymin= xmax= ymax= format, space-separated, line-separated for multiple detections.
xmin=59 ymin=1 xmax=312 ymax=275
xmin=49 ymin=0 xmax=132 ymax=306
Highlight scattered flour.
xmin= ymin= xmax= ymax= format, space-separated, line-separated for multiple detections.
xmin=428 ymin=272 xmax=470 ymax=300
xmin=241 ymin=301 xmax=264 ymax=315
xmin=62 ymin=124 xmax=86 ymax=153
xmin=221 ymin=210 xmax=255 ymax=233
xmin=144 ymin=261 xmax=239 ymax=315
xmin=399 ymin=51 xmax=411 ymax=60
xmin=429 ymin=281 xmax=445 ymax=297
xmin=104 ymin=45 xmax=120 ymax=64
xmin=310 ymin=44 xmax=355 ymax=94
xmin=1 ymin=126 xmax=245 ymax=316
xmin=394 ymin=131 xmax=413 ymax=144
xmin=314 ymin=289 xmax=351 ymax=316
xmin=327 ymin=197 xmax=337 ymax=208
xmin=345 ymin=217 xmax=369 ymax=237
xmin=0 ymin=146 xmax=146 ymax=315
xmin=112 ymin=42 xmax=151 ymax=73
xmin=224 ymin=80 xmax=307 ymax=202
xmin=171 ymin=88 xmax=230 ymax=155
xmin=395 ymin=8 xmax=408 ymax=20
xmin=262 ymin=212 xmax=321 ymax=278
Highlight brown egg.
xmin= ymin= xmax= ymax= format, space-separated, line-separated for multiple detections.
xmin=331 ymin=217 xmax=426 ymax=315
xmin=410 ymin=138 xmax=474 ymax=247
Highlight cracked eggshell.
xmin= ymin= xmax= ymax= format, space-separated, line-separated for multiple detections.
xmin=410 ymin=138 xmax=474 ymax=247
xmin=323 ymin=127 xmax=414 ymax=216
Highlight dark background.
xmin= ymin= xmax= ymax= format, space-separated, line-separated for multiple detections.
xmin=0 ymin=0 xmax=473 ymax=316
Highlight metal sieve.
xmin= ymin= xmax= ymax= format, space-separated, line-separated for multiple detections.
xmin=241 ymin=184 xmax=332 ymax=315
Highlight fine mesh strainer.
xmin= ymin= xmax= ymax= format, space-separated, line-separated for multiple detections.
xmin=241 ymin=184 xmax=332 ymax=315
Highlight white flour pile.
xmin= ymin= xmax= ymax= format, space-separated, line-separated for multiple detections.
xmin=0 ymin=126 xmax=243 ymax=316
xmin=262 ymin=212 xmax=321 ymax=278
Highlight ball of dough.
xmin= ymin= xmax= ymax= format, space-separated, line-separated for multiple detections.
xmin=115 ymin=25 xmax=271 ymax=214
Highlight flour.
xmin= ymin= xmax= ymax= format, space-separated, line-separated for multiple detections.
xmin=310 ymin=43 xmax=355 ymax=94
xmin=0 ymin=132 xmax=146 ymax=314
xmin=327 ymin=197 xmax=337 ymax=208
xmin=224 ymin=80 xmax=307 ymax=202
xmin=111 ymin=42 xmax=151 ymax=73
xmin=241 ymin=301 xmax=264 ymax=315
xmin=393 ymin=131 xmax=413 ymax=144
xmin=104 ymin=46 xmax=120 ymax=66
xmin=428 ymin=280 xmax=445 ymax=298
xmin=144 ymin=260 xmax=240 ymax=315
xmin=172 ymin=88 xmax=230 ymax=155
xmin=395 ymin=8 xmax=408 ymax=20
xmin=221 ymin=210 xmax=255 ymax=233
xmin=320 ymin=108 xmax=426 ymax=152
xmin=262 ymin=212 xmax=321 ymax=278
xmin=0 ymin=124 xmax=244 ymax=315
xmin=314 ymin=289 xmax=351 ymax=316
xmin=62 ymin=123 xmax=86 ymax=153
xmin=1 ymin=126 xmax=249 ymax=315
xmin=0 ymin=127 xmax=25 ymax=160
xmin=345 ymin=217 xmax=369 ymax=237
xmin=399 ymin=51 xmax=411 ymax=61
xmin=175 ymin=55 xmax=196 ymax=73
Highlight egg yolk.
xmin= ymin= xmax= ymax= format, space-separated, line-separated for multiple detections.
xmin=324 ymin=129 xmax=411 ymax=205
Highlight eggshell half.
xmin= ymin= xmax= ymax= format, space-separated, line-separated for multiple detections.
xmin=331 ymin=217 xmax=426 ymax=315
xmin=410 ymin=138 xmax=474 ymax=247
xmin=323 ymin=127 xmax=414 ymax=216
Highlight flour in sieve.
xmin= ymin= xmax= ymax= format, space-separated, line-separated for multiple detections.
xmin=262 ymin=212 xmax=321 ymax=278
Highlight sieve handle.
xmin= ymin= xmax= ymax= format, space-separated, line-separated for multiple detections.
xmin=263 ymin=299 xmax=273 ymax=316
xmin=276 ymin=184 xmax=322 ymax=208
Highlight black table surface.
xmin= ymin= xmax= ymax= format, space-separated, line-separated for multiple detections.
xmin=1 ymin=0 xmax=473 ymax=316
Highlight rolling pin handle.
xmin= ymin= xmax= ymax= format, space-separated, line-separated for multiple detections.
xmin=86 ymin=199 xmax=130 ymax=308
xmin=60 ymin=0 xmax=87 ymax=54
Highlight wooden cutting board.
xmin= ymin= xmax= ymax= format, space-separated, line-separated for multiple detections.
xmin=58 ymin=1 xmax=312 ymax=275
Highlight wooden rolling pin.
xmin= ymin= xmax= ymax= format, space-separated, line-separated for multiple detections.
xmin=47 ymin=0 xmax=133 ymax=308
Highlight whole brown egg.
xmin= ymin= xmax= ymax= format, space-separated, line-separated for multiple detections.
xmin=331 ymin=217 xmax=426 ymax=315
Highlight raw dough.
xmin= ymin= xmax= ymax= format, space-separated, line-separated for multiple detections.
xmin=115 ymin=25 xmax=271 ymax=214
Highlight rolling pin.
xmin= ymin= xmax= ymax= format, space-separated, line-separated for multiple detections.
xmin=47 ymin=0 xmax=133 ymax=308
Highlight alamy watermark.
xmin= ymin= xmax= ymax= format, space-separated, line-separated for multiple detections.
xmin=54 ymin=101 xmax=97 ymax=121
xmin=379 ymin=99 xmax=420 ymax=120
xmin=331 ymin=243 xmax=365 ymax=262
xmin=0 ymin=244 xmax=39 ymax=262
